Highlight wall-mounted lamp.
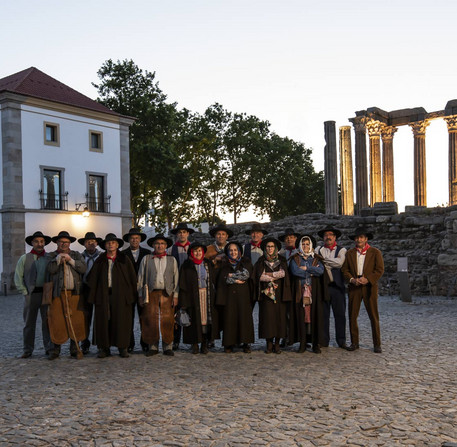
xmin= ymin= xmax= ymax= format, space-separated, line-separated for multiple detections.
xmin=75 ymin=203 xmax=90 ymax=218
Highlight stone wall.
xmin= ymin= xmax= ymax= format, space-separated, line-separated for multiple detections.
xmin=193 ymin=205 xmax=457 ymax=297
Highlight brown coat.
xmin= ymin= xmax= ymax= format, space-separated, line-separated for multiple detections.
xmin=341 ymin=247 xmax=384 ymax=299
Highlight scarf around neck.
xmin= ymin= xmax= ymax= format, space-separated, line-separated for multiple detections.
xmin=356 ymin=243 xmax=370 ymax=255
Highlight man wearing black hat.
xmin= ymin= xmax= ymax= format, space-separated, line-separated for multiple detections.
xmin=122 ymin=228 xmax=151 ymax=352
xmin=87 ymin=233 xmax=138 ymax=358
xmin=168 ymin=222 xmax=194 ymax=349
xmin=315 ymin=226 xmax=348 ymax=349
xmin=205 ymin=224 xmax=233 ymax=269
xmin=243 ymin=223 xmax=268 ymax=266
xmin=14 ymin=231 xmax=52 ymax=358
xmin=278 ymin=228 xmax=301 ymax=262
xmin=137 ymin=234 xmax=179 ymax=356
xmin=47 ymin=231 xmax=87 ymax=360
xmin=341 ymin=227 xmax=384 ymax=353
xmin=78 ymin=232 xmax=103 ymax=354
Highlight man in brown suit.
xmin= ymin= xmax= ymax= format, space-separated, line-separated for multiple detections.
xmin=341 ymin=227 xmax=384 ymax=353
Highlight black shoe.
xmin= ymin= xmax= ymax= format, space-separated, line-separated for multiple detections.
xmin=346 ymin=344 xmax=359 ymax=351
xmin=297 ymin=342 xmax=306 ymax=353
xmin=172 ymin=342 xmax=179 ymax=351
xmin=163 ymin=349 xmax=174 ymax=356
xmin=200 ymin=342 xmax=209 ymax=355
xmin=119 ymin=348 xmax=129 ymax=358
xmin=21 ymin=352 xmax=32 ymax=359
xmin=191 ymin=344 xmax=199 ymax=355
xmin=97 ymin=349 xmax=110 ymax=358
xmin=242 ymin=344 xmax=251 ymax=354
xmin=374 ymin=346 xmax=382 ymax=353
xmin=207 ymin=341 xmax=215 ymax=349
xmin=265 ymin=341 xmax=273 ymax=354
xmin=145 ymin=349 xmax=158 ymax=357
xmin=70 ymin=351 xmax=78 ymax=358
xmin=312 ymin=345 xmax=322 ymax=354
xmin=338 ymin=343 xmax=349 ymax=350
xmin=127 ymin=347 xmax=134 ymax=353
xmin=48 ymin=351 xmax=59 ymax=360
xmin=224 ymin=346 xmax=233 ymax=353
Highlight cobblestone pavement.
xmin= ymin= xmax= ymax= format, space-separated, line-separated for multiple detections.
xmin=0 ymin=294 xmax=456 ymax=446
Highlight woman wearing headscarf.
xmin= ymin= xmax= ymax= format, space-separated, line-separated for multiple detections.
xmin=178 ymin=242 xmax=220 ymax=354
xmin=253 ymin=237 xmax=291 ymax=354
xmin=289 ymin=235 xmax=325 ymax=353
xmin=216 ymin=241 xmax=254 ymax=353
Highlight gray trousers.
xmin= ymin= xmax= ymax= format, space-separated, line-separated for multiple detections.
xmin=23 ymin=292 xmax=51 ymax=354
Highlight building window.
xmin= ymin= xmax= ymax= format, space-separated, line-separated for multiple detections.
xmin=43 ymin=122 xmax=60 ymax=147
xmin=39 ymin=167 xmax=68 ymax=210
xmin=89 ymin=130 xmax=103 ymax=152
xmin=87 ymin=173 xmax=110 ymax=212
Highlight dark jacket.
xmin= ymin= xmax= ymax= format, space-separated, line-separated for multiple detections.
xmin=122 ymin=246 xmax=151 ymax=275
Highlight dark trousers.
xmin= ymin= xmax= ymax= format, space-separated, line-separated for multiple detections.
xmin=348 ymin=289 xmax=381 ymax=347
xmin=23 ymin=292 xmax=51 ymax=354
xmin=323 ymin=285 xmax=347 ymax=347
xmin=129 ymin=302 xmax=148 ymax=351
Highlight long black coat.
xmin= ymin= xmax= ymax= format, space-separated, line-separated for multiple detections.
xmin=216 ymin=258 xmax=255 ymax=346
xmin=178 ymin=259 xmax=220 ymax=344
xmin=288 ymin=253 xmax=327 ymax=346
xmin=253 ymin=255 xmax=292 ymax=339
xmin=87 ymin=251 xmax=138 ymax=349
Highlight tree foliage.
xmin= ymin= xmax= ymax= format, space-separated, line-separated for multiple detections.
xmin=93 ymin=59 xmax=324 ymax=228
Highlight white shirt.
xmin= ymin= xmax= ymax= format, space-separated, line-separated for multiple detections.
xmin=356 ymin=251 xmax=366 ymax=277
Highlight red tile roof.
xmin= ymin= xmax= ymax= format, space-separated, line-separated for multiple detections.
xmin=0 ymin=67 xmax=120 ymax=117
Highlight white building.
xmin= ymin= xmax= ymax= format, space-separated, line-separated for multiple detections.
xmin=0 ymin=67 xmax=133 ymax=291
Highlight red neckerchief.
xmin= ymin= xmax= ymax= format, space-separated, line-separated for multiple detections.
xmin=356 ymin=243 xmax=370 ymax=255
xmin=175 ymin=241 xmax=190 ymax=248
xmin=106 ymin=254 xmax=117 ymax=262
xmin=286 ymin=247 xmax=295 ymax=256
xmin=325 ymin=241 xmax=337 ymax=251
xmin=189 ymin=251 xmax=204 ymax=265
xmin=251 ymin=240 xmax=262 ymax=248
xmin=153 ymin=252 xmax=167 ymax=259
xmin=31 ymin=249 xmax=46 ymax=257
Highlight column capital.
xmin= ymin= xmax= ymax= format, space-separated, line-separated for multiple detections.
xmin=381 ymin=125 xmax=398 ymax=142
xmin=349 ymin=116 xmax=368 ymax=133
xmin=444 ymin=115 xmax=457 ymax=132
xmin=409 ymin=120 xmax=430 ymax=136
xmin=366 ymin=119 xmax=384 ymax=138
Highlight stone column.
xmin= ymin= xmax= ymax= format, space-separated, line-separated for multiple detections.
xmin=366 ymin=120 xmax=383 ymax=206
xmin=0 ymin=96 xmax=25 ymax=291
xmin=119 ymin=117 xmax=134 ymax=233
xmin=339 ymin=126 xmax=354 ymax=215
xmin=324 ymin=121 xmax=338 ymax=214
xmin=444 ymin=116 xmax=457 ymax=206
xmin=409 ymin=120 xmax=430 ymax=207
xmin=349 ymin=116 xmax=369 ymax=214
xmin=381 ymin=126 xmax=398 ymax=203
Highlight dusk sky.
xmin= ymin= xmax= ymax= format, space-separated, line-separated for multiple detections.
xmin=2 ymin=0 xmax=456 ymax=222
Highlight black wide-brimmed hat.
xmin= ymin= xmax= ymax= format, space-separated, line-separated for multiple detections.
xmin=170 ymin=222 xmax=195 ymax=235
xmin=123 ymin=228 xmax=147 ymax=242
xmin=25 ymin=231 xmax=51 ymax=246
xmin=260 ymin=237 xmax=282 ymax=252
xmin=298 ymin=234 xmax=317 ymax=249
xmin=51 ymin=230 xmax=76 ymax=243
xmin=224 ymin=241 xmax=244 ymax=257
xmin=245 ymin=223 xmax=268 ymax=236
xmin=317 ymin=225 xmax=342 ymax=239
xmin=147 ymin=234 xmax=173 ymax=248
xmin=278 ymin=227 xmax=301 ymax=242
xmin=349 ymin=227 xmax=374 ymax=241
xmin=188 ymin=241 xmax=207 ymax=254
xmin=78 ymin=232 xmax=103 ymax=246
xmin=99 ymin=233 xmax=124 ymax=250
xmin=209 ymin=223 xmax=234 ymax=238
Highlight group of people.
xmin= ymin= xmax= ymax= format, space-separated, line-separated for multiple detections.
xmin=14 ymin=221 xmax=385 ymax=360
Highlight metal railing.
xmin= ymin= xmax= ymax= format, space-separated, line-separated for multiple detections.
xmin=39 ymin=190 xmax=68 ymax=211
xmin=85 ymin=194 xmax=111 ymax=213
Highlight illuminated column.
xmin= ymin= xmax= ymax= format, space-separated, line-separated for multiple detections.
xmin=366 ymin=120 xmax=383 ymax=205
xmin=339 ymin=126 xmax=354 ymax=215
xmin=349 ymin=116 xmax=368 ymax=214
xmin=381 ymin=126 xmax=398 ymax=202
xmin=324 ymin=121 xmax=338 ymax=214
xmin=409 ymin=120 xmax=430 ymax=207
xmin=444 ymin=115 xmax=457 ymax=206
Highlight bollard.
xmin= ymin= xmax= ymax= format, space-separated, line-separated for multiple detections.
xmin=397 ymin=257 xmax=412 ymax=302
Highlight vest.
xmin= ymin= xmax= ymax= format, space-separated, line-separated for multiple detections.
xmin=171 ymin=244 xmax=188 ymax=269
xmin=23 ymin=253 xmax=50 ymax=295
xmin=144 ymin=255 xmax=176 ymax=297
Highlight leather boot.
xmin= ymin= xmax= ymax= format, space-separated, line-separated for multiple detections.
xmin=265 ymin=339 xmax=273 ymax=354
xmin=274 ymin=339 xmax=281 ymax=354
xmin=200 ymin=339 xmax=208 ymax=354
xmin=191 ymin=344 xmax=199 ymax=354
xmin=298 ymin=341 xmax=306 ymax=353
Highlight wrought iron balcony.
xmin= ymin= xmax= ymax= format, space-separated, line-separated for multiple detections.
xmin=39 ymin=190 xmax=68 ymax=211
xmin=85 ymin=194 xmax=111 ymax=213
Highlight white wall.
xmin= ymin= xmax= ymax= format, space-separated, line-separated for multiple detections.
xmin=24 ymin=212 xmax=123 ymax=253
xmin=20 ymin=105 xmax=122 ymax=213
